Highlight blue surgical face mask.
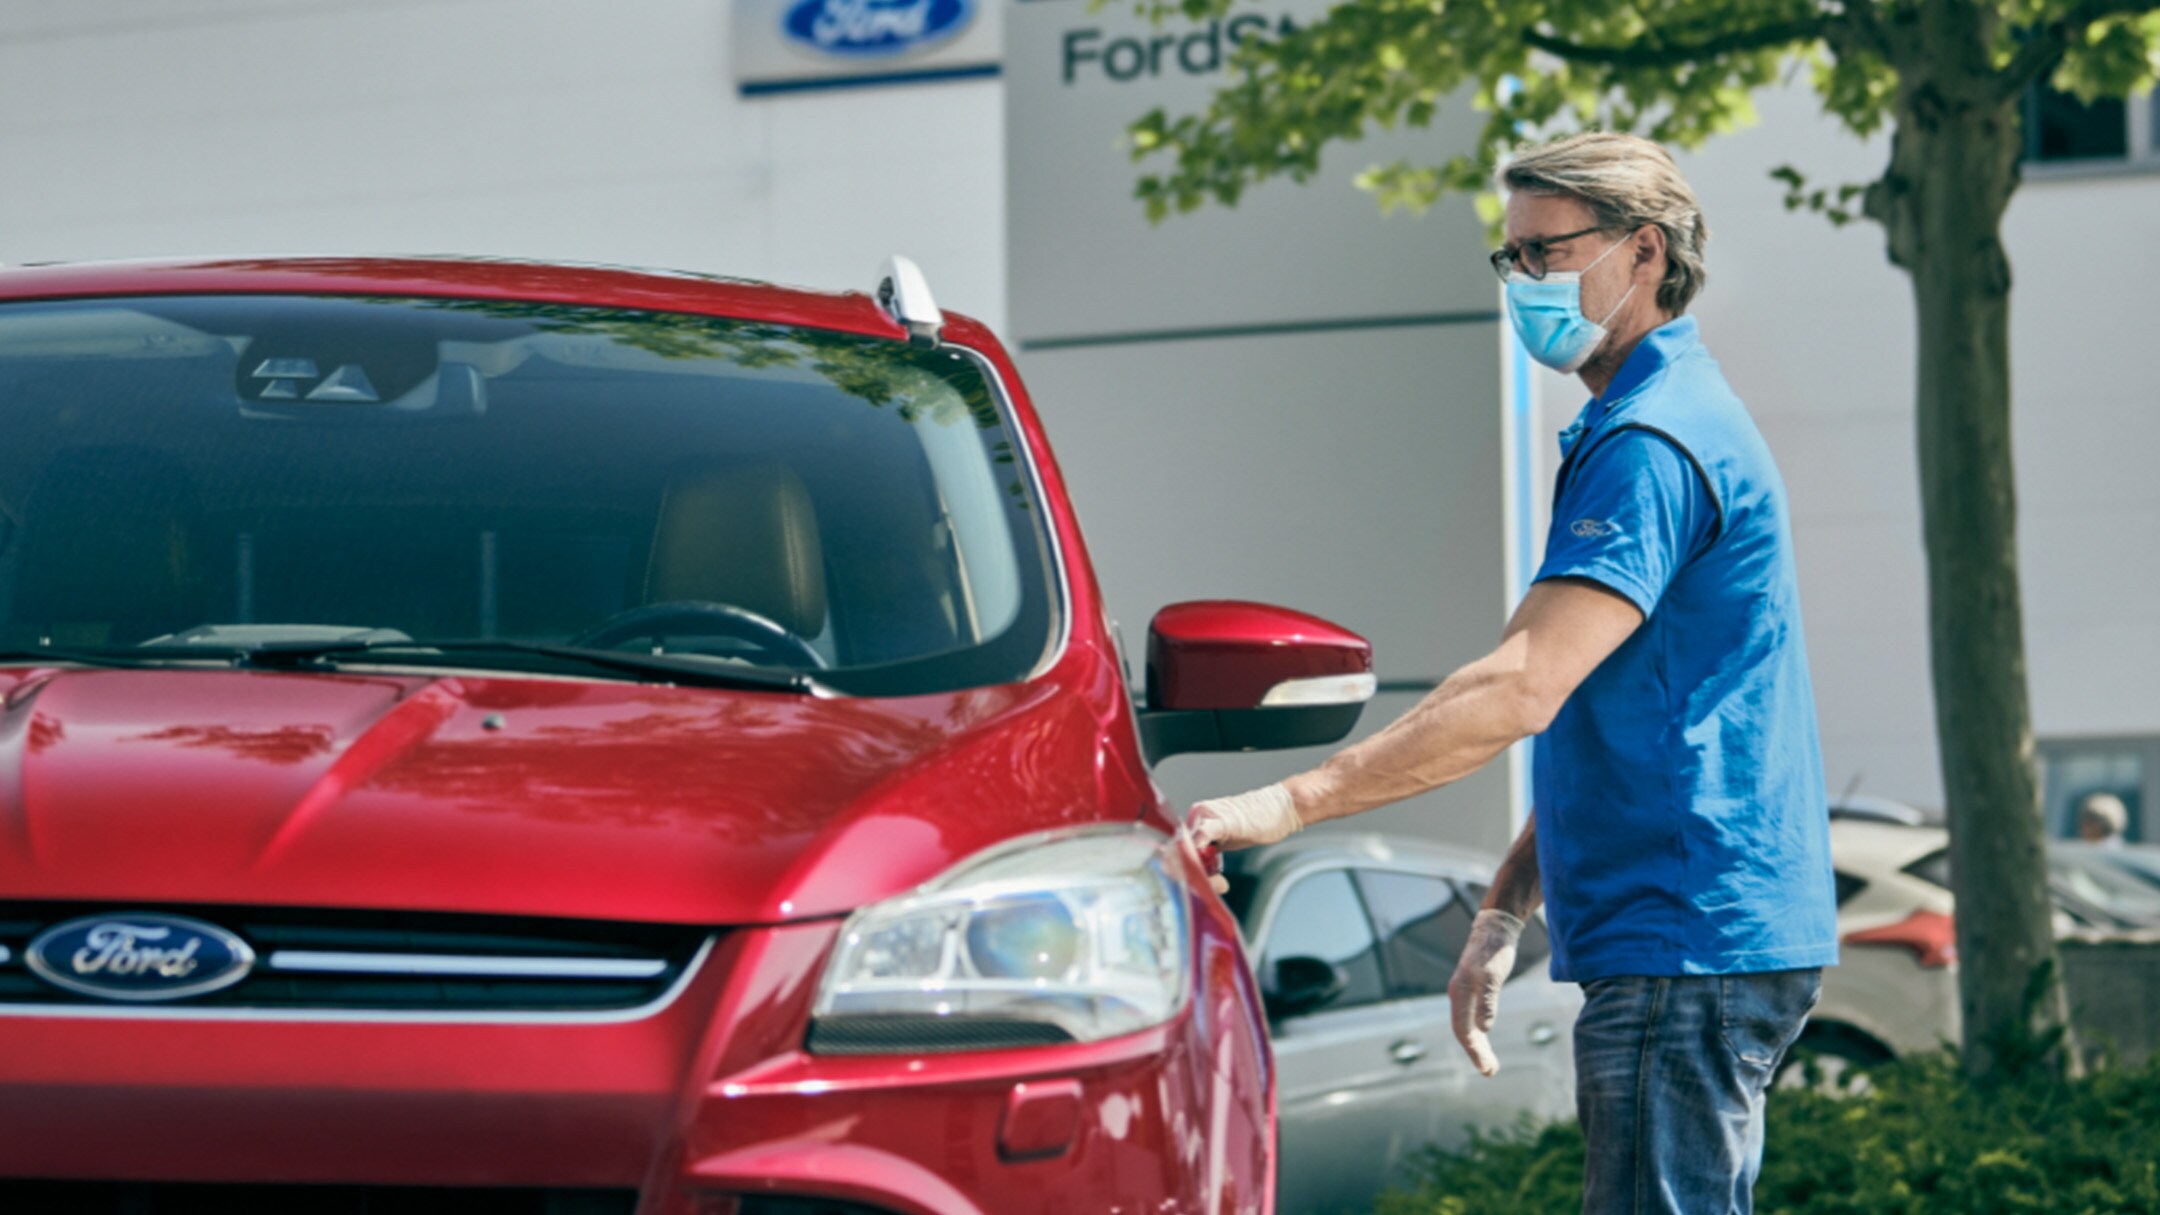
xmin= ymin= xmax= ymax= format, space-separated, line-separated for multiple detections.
xmin=1505 ymin=236 xmax=1637 ymax=375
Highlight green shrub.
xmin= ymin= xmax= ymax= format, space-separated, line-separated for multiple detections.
xmin=1370 ymin=1053 xmax=2160 ymax=1215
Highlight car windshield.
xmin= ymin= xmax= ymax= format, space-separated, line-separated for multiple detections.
xmin=0 ymin=294 xmax=1057 ymax=696
xmin=2048 ymin=847 xmax=2160 ymax=927
xmin=1905 ymin=843 xmax=2160 ymax=929
xmin=2102 ymin=848 xmax=2160 ymax=887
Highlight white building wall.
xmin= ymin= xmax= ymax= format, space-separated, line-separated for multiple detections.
xmin=1002 ymin=0 xmax=1520 ymax=855
xmin=0 ymin=0 xmax=1007 ymax=333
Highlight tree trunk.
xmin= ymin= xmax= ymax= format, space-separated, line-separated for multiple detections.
xmin=1863 ymin=39 xmax=2072 ymax=1079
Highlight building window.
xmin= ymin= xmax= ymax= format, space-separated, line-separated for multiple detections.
xmin=2022 ymin=83 xmax=2158 ymax=166
xmin=2039 ymin=736 xmax=2158 ymax=843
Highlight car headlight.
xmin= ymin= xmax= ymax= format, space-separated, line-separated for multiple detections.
xmin=808 ymin=827 xmax=1191 ymax=1054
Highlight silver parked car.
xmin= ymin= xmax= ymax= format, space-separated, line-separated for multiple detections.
xmin=1221 ymin=834 xmax=1581 ymax=1215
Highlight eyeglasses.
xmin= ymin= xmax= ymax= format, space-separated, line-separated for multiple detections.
xmin=1489 ymin=226 xmax=1608 ymax=282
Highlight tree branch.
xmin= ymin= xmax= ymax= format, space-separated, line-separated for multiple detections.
xmin=1833 ymin=0 xmax=1896 ymax=60
xmin=1521 ymin=16 xmax=1830 ymax=69
xmin=1996 ymin=0 xmax=2160 ymax=103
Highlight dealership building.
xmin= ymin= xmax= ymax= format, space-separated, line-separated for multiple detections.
xmin=2 ymin=0 xmax=2153 ymax=853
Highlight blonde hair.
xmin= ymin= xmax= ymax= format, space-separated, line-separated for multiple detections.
xmin=1500 ymin=132 xmax=1710 ymax=315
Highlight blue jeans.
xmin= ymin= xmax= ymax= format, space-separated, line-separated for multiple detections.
xmin=1573 ymin=969 xmax=1822 ymax=1215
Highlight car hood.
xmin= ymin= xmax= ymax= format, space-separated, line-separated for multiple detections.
xmin=0 ymin=666 xmax=1122 ymax=924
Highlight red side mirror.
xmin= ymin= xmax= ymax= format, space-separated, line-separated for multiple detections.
xmin=1140 ymin=601 xmax=1375 ymax=765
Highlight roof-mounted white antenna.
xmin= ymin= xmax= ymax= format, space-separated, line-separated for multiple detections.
xmin=876 ymin=255 xmax=943 ymax=349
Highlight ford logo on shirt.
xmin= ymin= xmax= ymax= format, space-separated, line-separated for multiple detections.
xmin=25 ymin=913 xmax=255 ymax=1002
xmin=782 ymin=0 xmax=975 ymax=58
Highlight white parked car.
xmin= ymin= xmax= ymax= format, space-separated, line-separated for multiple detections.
xmin=1797 ymin=810 xmax=2160 ymax=1084
xmin=1804 ymin=818 xmax=1963 ymax=1074
xmin=1222 ymin=834 xmax=1580 ymax=1215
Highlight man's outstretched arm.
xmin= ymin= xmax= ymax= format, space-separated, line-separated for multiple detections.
xmin=1289 ymin=579 xmax=1642 ymax=822
xmin=1187 ymin=577 xmax=1643 ymax=850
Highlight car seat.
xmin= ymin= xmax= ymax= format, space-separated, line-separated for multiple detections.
xmin=643 ymin=462 xmax=828 ymax=641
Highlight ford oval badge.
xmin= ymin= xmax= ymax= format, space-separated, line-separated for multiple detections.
xmin=26 ymin=913 xmax=255 ymax=1002
xmin=782 ymin=0 xmax=975 ymax=59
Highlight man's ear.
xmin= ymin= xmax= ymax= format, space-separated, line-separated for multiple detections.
xmin=1633 ymin=225 xmax=1668 ymax=276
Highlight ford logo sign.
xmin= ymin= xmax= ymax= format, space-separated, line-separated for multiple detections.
xmin=782 ymin=0 xmax=975 ymax=59
xmin=25 ymin=913 xmax=255 ymax=1002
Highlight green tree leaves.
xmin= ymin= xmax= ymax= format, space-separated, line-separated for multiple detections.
xmin=1119 ymin=0 xmax=2158 ymax=226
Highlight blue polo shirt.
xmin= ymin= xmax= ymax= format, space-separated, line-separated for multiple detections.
xmin=1531 ymin=317 xmax=1838 ymax=982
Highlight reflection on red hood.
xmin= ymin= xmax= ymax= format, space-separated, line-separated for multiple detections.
xmin=0 ymin=666 xmax=1122 ymax=924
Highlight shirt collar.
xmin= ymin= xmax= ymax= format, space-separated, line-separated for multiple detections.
xmin=1556 ymin=316 xmax=1700 ymax=458
xmin=1602 ymin=315 xmax=1699 ymax=407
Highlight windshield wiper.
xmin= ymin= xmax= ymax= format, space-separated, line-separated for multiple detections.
xmin=239 ymin=637 xmax=821 ymax=695
xmin=0 ymin=638 xmax=823 ymax=694
xmin=0 ymin=645 xmax=246 ymax=671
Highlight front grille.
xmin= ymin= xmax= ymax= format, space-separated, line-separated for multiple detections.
xmin=0 ymin=1182 xmax=636 ymax=1214
xmin=0 ymin=903 xmax=709 ymax=1014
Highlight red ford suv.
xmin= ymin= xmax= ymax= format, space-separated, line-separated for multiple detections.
xmin=0 ymin=256 xmax=1377 ymax=1215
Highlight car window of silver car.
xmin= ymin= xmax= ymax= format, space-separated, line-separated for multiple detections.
xmin=1258 ymin=869 xmax=1386 ymax=1017
xmin=1354 ymin=870 xmax=1470 ymax=999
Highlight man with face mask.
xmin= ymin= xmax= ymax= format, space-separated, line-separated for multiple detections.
xmin=1187 ymin=131 xmax=1835 ymax=1215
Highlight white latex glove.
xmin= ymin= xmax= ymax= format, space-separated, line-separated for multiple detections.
xmin=1187 ymin=783 xmax=1302 ymax=851
xmin=1184 ymin=784 xmax=1303 ymax=896
xmin=1448 ymin=908 xmax=1525 ymax=1077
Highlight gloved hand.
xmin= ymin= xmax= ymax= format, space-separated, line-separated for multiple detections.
xmin=1184 ymin=784 xmax=1303 ymax=895
xmin=1448 ymin=908 xmax=1525 ymax=1077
